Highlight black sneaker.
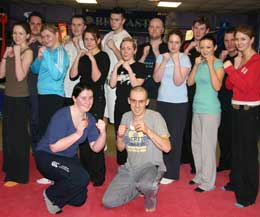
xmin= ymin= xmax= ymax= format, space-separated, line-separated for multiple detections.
xmin=222 ymin=183 xmax=235 ymax=192
xmin=194 ymin=187 xmax=205 ymax=192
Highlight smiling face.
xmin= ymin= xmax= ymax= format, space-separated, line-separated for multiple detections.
xmin=71 ymin=17 xmax=86 ymax=38
xmin=41 ymin=29 xmax=59 ymax=49
xmin=13 ymin=25 xmax=29 ymax=46
xmin=168 ymin=34 xmax=182 ymax=53
xmin=120 ymin=40 xmax=136 ymax=61
xmin=235 ymin=31 xmax=254 ymax=53
xmin=83 ymin=32 xmax=99 ymax=51
xmin=73 ymin=89 xmax=94 ymax=113
xmin=199 ymin=39 xmax=216 ymax=58
xmin=128 ymin=89 xmax=149 ymax=118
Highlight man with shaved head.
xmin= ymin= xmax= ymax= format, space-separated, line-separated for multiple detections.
xmin=136 ymin=17 xmax=168 ymax=110
xmin=103 ymin=86 xmax=170 ymax=212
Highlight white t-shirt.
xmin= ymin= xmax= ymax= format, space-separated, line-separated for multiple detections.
xmin=64 ymin=39 xmax=84 ymax=98
xmin=101 ymin=29 xmax=131 ymax=79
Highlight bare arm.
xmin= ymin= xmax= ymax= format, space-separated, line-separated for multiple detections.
xmin=50 ymin=118 xmax=88 ymax=153
xmin=123 ymin=62 xmax=144 ymax=87
xmin=70 ymin=49 xmax=86 ymax=79
xmin=107 ymin=39 xmax=122 ymax=61
xmin=89 ymin=120 xmax=106 ymax=152
xmin=138 ymin=45 xmax=150 ymax=63
xmin=153 ymin=53 xmax=170 ymax=82
xmin=207 ymin=57 xmax=225 ymax=91
xmin=110 ymin=59 xmax=124 ymax=88
xmin=86 ymin=52 xmax=102 ymax=82
xmin=187 ymin=56 xmax=201 ymax=86
xmin=116 ymin=124 xmax=127 ymax=152
xmin=134 ymin=121 xmax=171 ymax=153
xmin=184 ymin=41 xmax=197 ymax=55
xmin=14 ymin=46 xmax=33 ymax=81
xmin=0 ymin=47 xmax=13 ymax=79
xmin=172 ymin=52 xmax=190 ymax=86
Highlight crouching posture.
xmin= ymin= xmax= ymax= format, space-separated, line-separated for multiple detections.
xmin=102 ymin=86 xmax=171 ymax=212
xmin=35 ymin=82 xmax=106 ymax=214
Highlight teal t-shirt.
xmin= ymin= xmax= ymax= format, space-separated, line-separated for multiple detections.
xmin=193 ymin=59 xmax=223 ymax=114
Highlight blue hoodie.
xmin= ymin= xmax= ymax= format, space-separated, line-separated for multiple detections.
xmin=31 ymin=45 xmax=69 ymax=97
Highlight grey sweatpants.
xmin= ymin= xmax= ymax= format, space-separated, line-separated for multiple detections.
xmin=102 ymin=163 xmax=164 ymax=210
xmin=191 ymin=113 xmax=220 ymax=191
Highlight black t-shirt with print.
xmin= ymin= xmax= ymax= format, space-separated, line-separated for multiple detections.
xmin=116 ymin=61 xmax=147 ymax=106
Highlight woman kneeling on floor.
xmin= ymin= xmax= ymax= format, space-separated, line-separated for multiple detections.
xmin=35 ymin=82 xmax=106 ymax=214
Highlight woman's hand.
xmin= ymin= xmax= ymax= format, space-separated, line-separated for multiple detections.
xmin=3 ymin=47 xmax=13 ymax=58
xmin=234 ymin=52 xmax=242 ymax=69
xmin=115 ymin=59 xmax=124 ymax=69
xmin=171 ymin=51 xmax=180 ymax=62
xmin=123 ymin=61 xmax=131 ymax=72
xmin=162 ymin=52 xmax=171 ymax=62
xmin=13 ymin=45 xmax=21 ymax=58
xmin=223 ymin=60 xmax=233 ymax=69
xmin=96 ymin=119 xmax=106 ymax=134
xmin=205 ymin=55 xmax=215 ymax=66
xmin=76 ymin=117 xmax=88 ymax=137
xmin=195 ymin=56 xmax=203 ymax=65
xmin=38 ymin=46 xmax=46 ymax=59
xmin=85 ymin=50 xmax=95 ymax=61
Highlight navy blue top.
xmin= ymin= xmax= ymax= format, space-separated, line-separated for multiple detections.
xmin=36 ymin=106 xmax=99 ymax=157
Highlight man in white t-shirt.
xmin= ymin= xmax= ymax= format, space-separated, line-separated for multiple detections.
xmin=64 ymin=15 xmax=86 ymax=105
xmin=102 ymin=7 xmax=131 ymax=124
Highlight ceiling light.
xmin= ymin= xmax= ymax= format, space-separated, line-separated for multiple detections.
xmin=75 ymin=0 xmax=97 ymax=4
xmin=157 ymin=1 xmax=182 ymax=8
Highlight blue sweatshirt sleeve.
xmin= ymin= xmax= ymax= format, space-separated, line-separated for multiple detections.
xmin=31 ymin=58 xmax=42 ymax=74
xmin=43 ymin=47 xmax=69 ymax=81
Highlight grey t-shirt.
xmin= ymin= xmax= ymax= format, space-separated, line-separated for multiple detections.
xmin=121 ymin=109 xmax=170 ymax=171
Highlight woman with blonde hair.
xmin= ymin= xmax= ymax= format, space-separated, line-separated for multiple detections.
xmin=110 ymin=37 xmax=147 ymax=165
xmin=31 ymin=24 xmax=69 ymax=140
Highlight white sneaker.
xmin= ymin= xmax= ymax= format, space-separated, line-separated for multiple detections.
xmin=160 ymin=178 xmax=175 ymax=185
xmin=37 ymin=178 xmax=53 ymax=185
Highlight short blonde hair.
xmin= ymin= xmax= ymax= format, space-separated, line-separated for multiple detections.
xmin=120 ymin=37 xmax=137 ymax=50
xmin=41 ymin=23 xmax=58 ymax=34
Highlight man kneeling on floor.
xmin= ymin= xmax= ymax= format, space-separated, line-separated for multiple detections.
xmin=102 ymin=86 xmax=171 ymax=212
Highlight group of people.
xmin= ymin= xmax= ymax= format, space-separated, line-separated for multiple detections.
xmin=0 ymin=6 xmax=259 ymax=214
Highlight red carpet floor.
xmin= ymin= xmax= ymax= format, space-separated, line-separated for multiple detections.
xmin=0 ymin=155 xmax=260 ymax=217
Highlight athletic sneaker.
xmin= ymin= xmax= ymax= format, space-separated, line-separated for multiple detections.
xmin=37 ymin=178 xmax=53 ymax=185
xmin=43 ymin=190 xmax=61 ymax=214
xmin=160 ymin=178 xmax=175 ymax=185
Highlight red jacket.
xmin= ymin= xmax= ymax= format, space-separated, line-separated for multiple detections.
xmin=225 ymin=53 xmax=260 ymax=102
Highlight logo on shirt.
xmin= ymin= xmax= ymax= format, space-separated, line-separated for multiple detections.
xmin=241 ymin=67 xmax=248 ymax=74
xmin=125 ymin=126 xmax=149 ymax=153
